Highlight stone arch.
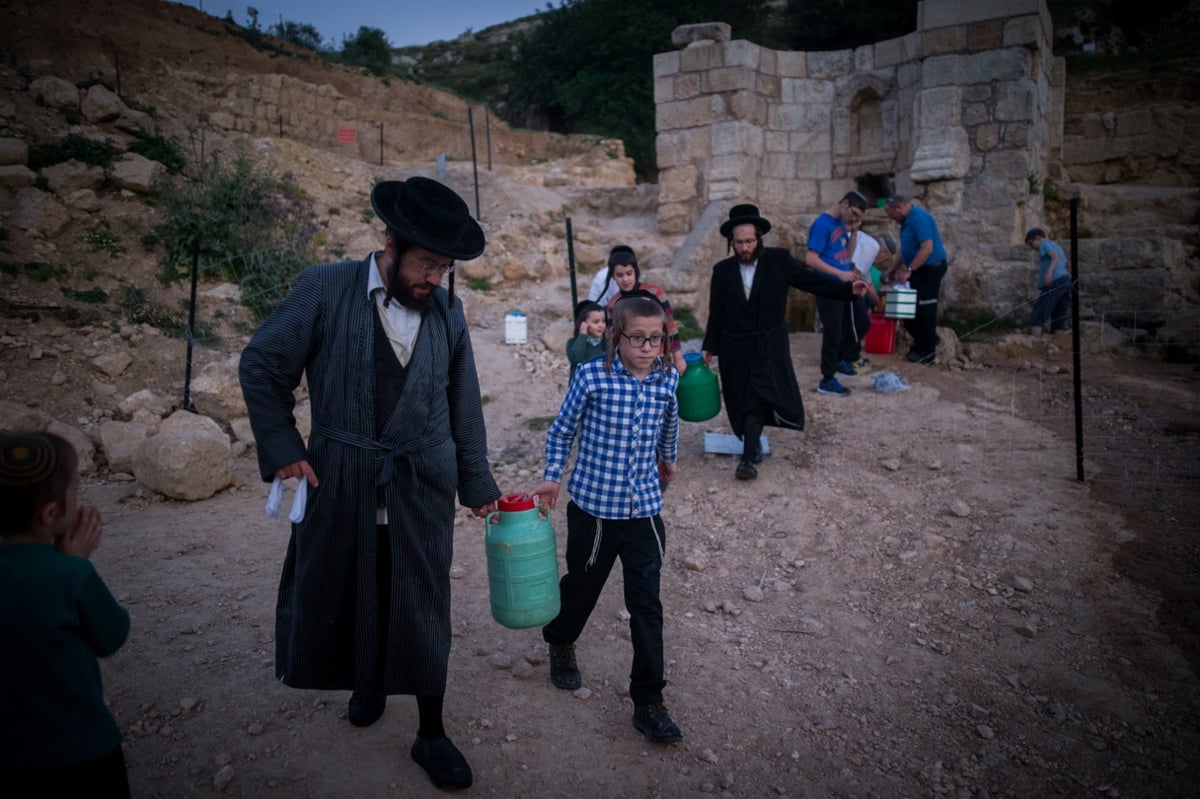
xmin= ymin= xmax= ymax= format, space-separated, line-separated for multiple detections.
xmin=832 ymin=74 xmax=898 ymax=183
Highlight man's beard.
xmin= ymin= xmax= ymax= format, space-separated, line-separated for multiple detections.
xmin=738 ymin=240 xmax=763 ymax=265
xmin=387 ymin=271 xmax=435 ymax=313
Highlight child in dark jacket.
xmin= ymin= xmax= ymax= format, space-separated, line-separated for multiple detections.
xmin=566 ymin=299 xmax=608 ymax=382
xmin=0 ymin=431 xmax=131 ymax=797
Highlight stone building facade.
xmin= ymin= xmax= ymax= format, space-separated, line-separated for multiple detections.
xmin=654 ymin=0 xmax=1064 ymax=315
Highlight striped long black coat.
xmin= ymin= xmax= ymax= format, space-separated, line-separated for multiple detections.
xmin=702 ymin=247 xmax=855 ymax=438
xmin=239 ymin=257 xmax=500 ymax=696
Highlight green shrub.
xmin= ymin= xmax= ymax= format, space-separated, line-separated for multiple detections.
xmin=129 ymin=132 xmax=187 ymax=173
xmin=28 ymin=134 xmax=119 ymax=170
xmin=673 ymin=306 xmax=703 ymax=341
xmin=147 ymin=150 xmax=318 ymax=320
xmin=465 ymin=275 xmax=491 ymax=291
xmin=84 ymin=220 xmax=125 ymax=256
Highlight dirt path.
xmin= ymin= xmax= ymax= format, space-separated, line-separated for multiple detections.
xmin=86 ymin=285 xmax=1200 ymax=798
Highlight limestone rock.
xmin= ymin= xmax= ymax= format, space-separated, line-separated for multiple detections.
xmin=110 ymin=153 xmax=166 ymax=194
xmin=8 ymin=187 xmax=70 ymax=238
xmin=0 ymin=137 xmax=28 ymax=166
xmin=133 ymin=411 xmax=232 ymax=500
xmin=92 ymin=350 xmax=133 ymax=378
xmin=119 ymin=388 xmax=174 ymax=419
xmin=42 ymin=159 xmax=104 ymax=194
xmin=0 ymin=400 xmax=54 ymax=433
xmin=189 ymin=356 xmax=246 ymax=424
xmin=671 ymin=22 xmax=731 ymax=48
xmin=81 ymin=84 xmax=124 ymax=123
xmin=46 ymin=420 xmax=97 ymax=475
xmin=29 ymin=76 xmax=79 ymax=112
xmin=0 ymin=164 xmax=36 ymax=190
xmin=98 ymin=420 xmax=149 ymax=473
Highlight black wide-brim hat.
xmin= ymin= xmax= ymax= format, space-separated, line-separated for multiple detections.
xmin=719 ymin=203 xmax=772 ymax=239
xmin=370 ymin=177 xmax=486 ymax=260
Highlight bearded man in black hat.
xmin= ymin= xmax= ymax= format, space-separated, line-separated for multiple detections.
xmin=702 ymin=203 xmax=868 ymax=480
xmin=240 ymin=176 xmax=501 ymax=791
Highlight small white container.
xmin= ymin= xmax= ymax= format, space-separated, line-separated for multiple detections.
xmin=505 ymin=311 xmax=527 ymax=344
xmin=884 ymin=288 xmax=917 ymax=320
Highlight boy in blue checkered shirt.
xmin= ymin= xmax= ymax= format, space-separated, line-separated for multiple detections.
xmin=530 ymin=295 xmax=683 ymax=744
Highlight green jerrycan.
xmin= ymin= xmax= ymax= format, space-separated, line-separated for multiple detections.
xmin=484 ymin=493 xmax=561 ymax=629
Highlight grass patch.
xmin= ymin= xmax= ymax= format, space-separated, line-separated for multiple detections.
xmin=28 ymin=134 xmax=119 ymax=171
xmin=942 ymin=306 xmax=1023 ymax=339
xmin=61 ymin=287 xmax=109 ymax=304
xmin=84 ymin=220 xmax=125 ymax=256
xmin=526 ymin=415 xmax=556 ymax=431
xmin=0 ymin=262 xmax=67 ymax=281
xmin=465 ymin=275 xmax=491 ymax=291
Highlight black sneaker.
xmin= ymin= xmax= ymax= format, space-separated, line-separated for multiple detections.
xmin=835 ymin=360 xmax=858 ymax=377
xmin=548 ymin=643 xmax=581 ymax=690
xmin=633 ymin=703 xmax=682 ymax=744
xmin=735 ymin=460 xmax=757 ymax=480
xmin=411 ymin=735 xmax=473 ymax=791
xmin=904 ymin=350 xmax=935 ymax=364
xmin=348 ymin=691 xmax=386 ymax=727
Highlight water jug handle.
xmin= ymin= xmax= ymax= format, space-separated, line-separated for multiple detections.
xmin=484 ymin=510 xmax=499 ymax=528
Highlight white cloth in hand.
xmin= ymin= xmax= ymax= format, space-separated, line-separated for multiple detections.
xmin=265 ymin=477 xmax=308 ymax=522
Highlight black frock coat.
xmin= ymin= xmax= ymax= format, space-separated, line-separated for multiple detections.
xmin=239 ymin=257 xmax=500 ymax=697
xmin=702 ymin=246 xmax=855 ymax=437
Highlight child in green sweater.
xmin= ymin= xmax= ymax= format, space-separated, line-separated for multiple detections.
xmin=0 ymin=431 xmax=131 ymax=796
xmin=566 ymin=299 xmax=608 ymax=382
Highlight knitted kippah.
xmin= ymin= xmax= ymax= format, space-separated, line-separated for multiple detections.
xmin=0 ymin=434 xmax=57 ymax=488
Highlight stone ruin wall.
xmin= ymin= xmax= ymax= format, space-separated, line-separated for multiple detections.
xmin=654 ymin=0 xmax=1066 ymax=318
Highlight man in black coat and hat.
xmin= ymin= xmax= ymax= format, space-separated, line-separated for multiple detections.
xmin=702 ymin=203 xmax=868 ymax=480
xmin=240 ymin=176 xmax=501 ymax=791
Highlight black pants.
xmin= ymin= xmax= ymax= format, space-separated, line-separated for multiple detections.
xmin=2 ymin=746 xmax=131 ymax=798
xmin=543 ymin=502 xmax=667 ymax=706
xmin=815 ymin=295 xmax=867 ymax=378
xmin=903 ymin=262 xmax=947 ymax=357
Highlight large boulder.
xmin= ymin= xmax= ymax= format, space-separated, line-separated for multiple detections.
xmin=7 ymin=187 xmax=70 ymax=238
xmin=0 ymin=399 xmax=54 ymax=433
xmin=46 ymin=421 xmax=97 ymax=475
xmin=0 ymin=137 xmax=28 ymax=166
xmin=132 ymin=411 xmax=232 ymax=500
xmin=189 ymin=356 xmax=247 ymax=424
xmin=80 ymin=84 xmax=124 ymax=123
xmin=109 ymin=152 xmax=165 ymax=194
xmin=29 ymin=76 xmax=79 ymax=112
xmin=42 ymin=159 xmax=105 ymax=193
xmin=98 ymin=420 xmax=148 ymax=473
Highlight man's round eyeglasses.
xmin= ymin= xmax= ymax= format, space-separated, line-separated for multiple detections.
xmin=416 ymin=255 xmax=457 ymax=276
xmin=621 ymin=333 xmax=665 ymax=348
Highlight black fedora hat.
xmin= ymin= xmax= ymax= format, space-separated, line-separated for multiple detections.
xmin=370 ymin=177 xmax=486 ymax=260
xmin=719 ymin=203 xmax=772 ymax=238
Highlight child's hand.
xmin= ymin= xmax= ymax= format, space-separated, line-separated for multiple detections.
xmin=58 ymin=505 xmax=103 ymax=559
xmin=530 ymin=480 xmax=561 ymax=511
xmin=657 ymin=460 xmax=677 ymax=485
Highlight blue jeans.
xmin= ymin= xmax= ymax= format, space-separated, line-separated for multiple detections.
xmin=1030 ymin=276 xmax=1071 ymax=331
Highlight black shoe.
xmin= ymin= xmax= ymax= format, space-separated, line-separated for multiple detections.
xmin=735 ymin=460 xmax=757 ymax=480
xmin=411 ymin=735 xmax=473 ymax=791
xmin=751 ymin=442 xmax=763 ymax=464
xmin=905 ymin=350 xmax=935 ymax=364
xmin=548 ymin=643 xmax=581 ymax=690
xmin=633 ymin=703 xmax=682 ymax=744
xmin=348 ymin=691 xmax=386 ymax=727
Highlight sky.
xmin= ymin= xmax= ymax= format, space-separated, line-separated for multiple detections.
xmin=174 ymin=0 xmax=548 ymax=48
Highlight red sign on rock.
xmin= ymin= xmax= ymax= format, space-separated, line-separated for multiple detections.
xmin=336 ymin=127 xmax=356 ymax=144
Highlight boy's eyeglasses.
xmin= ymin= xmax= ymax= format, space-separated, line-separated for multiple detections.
xmin=621 ymin=333 xmax=665 ymax=348
xmin=415 ymin=255 xmax=456 ymax=276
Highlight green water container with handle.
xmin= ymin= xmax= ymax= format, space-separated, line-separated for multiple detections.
xmin=485 ymin=493 xmax=561 ymax=629
xmin=676 ymin=352 xmax=721 ymax=422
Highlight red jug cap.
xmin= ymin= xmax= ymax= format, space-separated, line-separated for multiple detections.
xmin=498 ymin=493 xmax=536 ymax=512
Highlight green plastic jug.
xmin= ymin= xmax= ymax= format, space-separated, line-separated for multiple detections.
xmin=485 ymin=493 xmax=561 ymax=629
xmin=676 ymin=352 xmax=721 ymax=422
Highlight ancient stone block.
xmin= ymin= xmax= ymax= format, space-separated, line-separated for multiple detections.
xmin=681 ymin=43 xmax=725 ymax=72
xmin=710 ymin=154 xmax=759 ymax=181
xmin=975 ymin=123 xmax=1000 ymax=151
xmin=920 ymin=26 xmax=966 ymax=58
xmin=725 ymin=40 xmax=761 ymax=69
xmin=657 ymin=95 xmax=725 ymax=131
xmin=656 ymin=128 xmax=710 ymax=168
xmin=672 ymin=22 xmax=731 ymax=49
xmin=1002 ymin=15 xmax=1042 ymax=47
xmin=756 ymin=73 xmax=781 ymax=100
xmin=654 ymin=51 xmax=681 ymax=78
xmin=985 ymin=149 xmax=1031 ymax=179
xmin=765 ymin=130 xmax=789 ymax=152
xmin=712 ymin=120 xmax=763 ymax=156
xmin=654 ymin=76 xmax=675 ymax=104
xmin=728 ymin=91 xmax=768 ymax=126
xmin=923 ymin=49 xmax=1032 ymax=87
xmin=808 ymin=49 xmax=854 ymax=79
xmin=962 ymin=103 xmax=990 ymax=127
xmin=854 ymin=45 xmax=874 ymax=73
xmin=1116 ymin=108 xmax=1154 ymax=137
xmin=994 ymin=81 xmax=1035 ymax=122
xmin=763 ymin=152 xmax=797 ymax=179
xmin=659 ymin=165 xmax=699 ymax=203
xmin=776 ymin=51 xmax=807 ymax=78
xmin=781 ymin=78 xmax=835 ymax=105
xmin=797 ymin=151 xmax=833 ymax=179
xmin=675 ymin=73 xmax=701 ymax=100
xmin=920 ymin=0 xmax=1040 ymax=29
xmin=967 ymin=21 xmax=1003 ymax=51
xmin=704 ymin=66 xmax=756 ymax=94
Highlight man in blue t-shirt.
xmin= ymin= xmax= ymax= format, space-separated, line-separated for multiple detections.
xmin=883 ymin=196 xmax=948 ymax=364
xmin=1025 ymin=227 xmax=1071 ymax=335
xmin=805 ymin=190 xmax=869 ymax=396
